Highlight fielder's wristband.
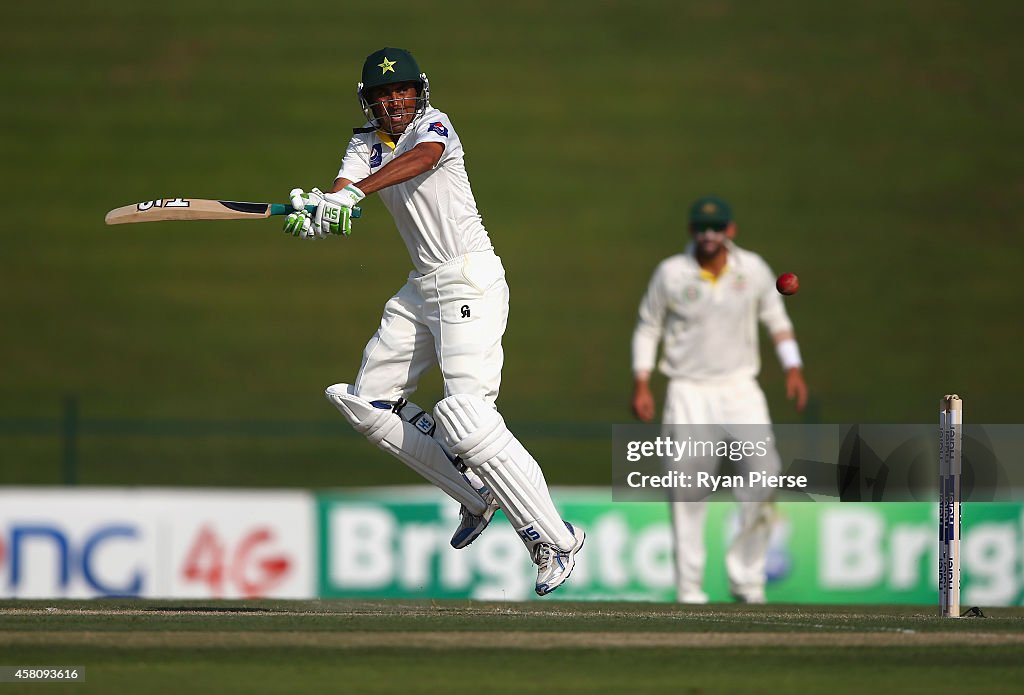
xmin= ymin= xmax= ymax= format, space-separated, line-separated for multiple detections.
xmin=776 ymin=339 xmax=803 ymax=370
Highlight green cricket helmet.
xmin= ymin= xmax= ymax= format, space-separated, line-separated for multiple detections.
xmin=356 ymin=47 xmax=430 ymax=134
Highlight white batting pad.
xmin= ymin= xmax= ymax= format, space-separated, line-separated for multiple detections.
xmin=433 ymin=394 xmax=573 ymax=551
xmin=325 ymin=383 xmax=486 ymax=514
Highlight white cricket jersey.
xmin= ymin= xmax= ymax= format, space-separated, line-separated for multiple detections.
xmin=631 ymin=242 xmax=794 ymax=381
xmin=337 ymin=106 xmax=493 ymax=274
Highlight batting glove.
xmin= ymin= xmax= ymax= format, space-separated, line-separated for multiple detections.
xmin=288 ymin=187 xmax=326 ymax=210
xmin=283 ymin=188 xmax=326 ymax=239
xmin=314 ymin=185 xmax=365 ymax=237
xmin=282 ymin=209 xmax=317 ymax=239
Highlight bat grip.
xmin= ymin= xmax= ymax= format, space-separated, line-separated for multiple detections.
xmin=269 ymin=204 xmax=363 ymax=219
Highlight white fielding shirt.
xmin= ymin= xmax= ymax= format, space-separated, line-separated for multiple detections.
xmin=632 ymin=242 xmax=794 ymax=382
xmin=337 ymin=106 xmax=493 ymax=274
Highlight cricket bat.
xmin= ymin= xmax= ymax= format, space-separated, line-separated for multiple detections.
xmin=104 ymin=197 xmax=363 ymax=225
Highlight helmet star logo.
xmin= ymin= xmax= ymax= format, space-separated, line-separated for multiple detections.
xmin=378 ymin=57 xmax=397 ymax=74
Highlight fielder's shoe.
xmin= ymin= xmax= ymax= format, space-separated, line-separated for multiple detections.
xmin=450 ymin=491 xmax=500 ymax=549
xmin=533 ymin=522 xmax=586 ymax=596
xmin=730 ymin=588 xmax=766 ymax=604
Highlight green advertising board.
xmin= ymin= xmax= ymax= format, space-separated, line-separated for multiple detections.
xmin=317 ymin=487 xmax=1024 ymax=605
xmin=754 ymin=502 xmax=1024 ymax=606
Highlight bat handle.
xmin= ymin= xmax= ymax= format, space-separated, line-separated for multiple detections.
xmin=269 ymin=204 xmax=363 ymax=219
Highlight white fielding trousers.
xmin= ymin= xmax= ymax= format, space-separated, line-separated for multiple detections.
xmin=353 ymin=250 xmax=508 ymax=404
xmin=662 ymin=376 xmax=781 ymax=602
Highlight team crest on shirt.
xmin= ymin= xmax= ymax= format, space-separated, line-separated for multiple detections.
xmin=731 ymin=273 xmax=747 ymax=291
xmin=369 ymin=143 xmax=383 ymax=168
xmin=427 ymin=121 xmax=449 ymax=137
xmin=684 ymin=285 xmax=701 ymax=302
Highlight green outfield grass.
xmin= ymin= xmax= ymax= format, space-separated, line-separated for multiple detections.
xmin=1 ymin=1 xmax=1022 ymax=485
xmin=2 ymin=600 xmax=1022 ymax=694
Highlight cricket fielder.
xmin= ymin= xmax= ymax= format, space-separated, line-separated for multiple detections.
xmin=283 ymin=48 xmax=584 ymax=596
xmin=630 ymin=195 xmax=807 ymax=603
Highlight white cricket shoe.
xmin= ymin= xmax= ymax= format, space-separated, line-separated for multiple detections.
xmin=450 ymin=491 xmax=500 ymax=549
xmin=730 ymin=588 xmax=766 ymax=604
xmin=533 ymin=522 xmax=586 ymax=596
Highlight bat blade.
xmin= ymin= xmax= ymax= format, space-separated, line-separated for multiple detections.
xmin=104 ymin=198 xmax=360 ymax=225
xmin=105 ymin=198 xmax=275 ymax=225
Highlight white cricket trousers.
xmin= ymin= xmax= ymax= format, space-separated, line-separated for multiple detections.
xmin=662 ymin=376 xmax=781 ymax=602
xmin=353 ymin=250 xmax=508 ymax=404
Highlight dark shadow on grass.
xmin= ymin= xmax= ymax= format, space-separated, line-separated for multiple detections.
xmin=142 ymin=606 xmax=282 ymax=614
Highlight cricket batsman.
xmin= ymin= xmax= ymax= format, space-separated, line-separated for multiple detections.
xmin=282 ymin=48 xmax=584 ymax=596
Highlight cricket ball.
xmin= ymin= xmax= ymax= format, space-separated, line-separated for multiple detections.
xmin=776 ymin=272 xmax=800 ymax=295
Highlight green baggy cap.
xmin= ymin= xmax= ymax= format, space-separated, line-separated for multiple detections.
xmin=689 ymin=195 xmax=733 ymax=227
xmin=361 ymin=48 xmax=423 ymax=90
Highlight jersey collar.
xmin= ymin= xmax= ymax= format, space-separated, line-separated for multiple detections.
xmin=685 ymin=240 xmax=736 ymax=284
xmin=376 ymin=131 xmax=398 ymax=150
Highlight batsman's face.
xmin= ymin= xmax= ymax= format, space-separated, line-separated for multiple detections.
xmin=368 ymin=82 xmax=420 ymax=135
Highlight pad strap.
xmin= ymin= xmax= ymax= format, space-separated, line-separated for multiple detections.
xmin=326 ymin=384 xmax=486 ymax=514
xmin=434 ymin=394 xmax=573 ymax=551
